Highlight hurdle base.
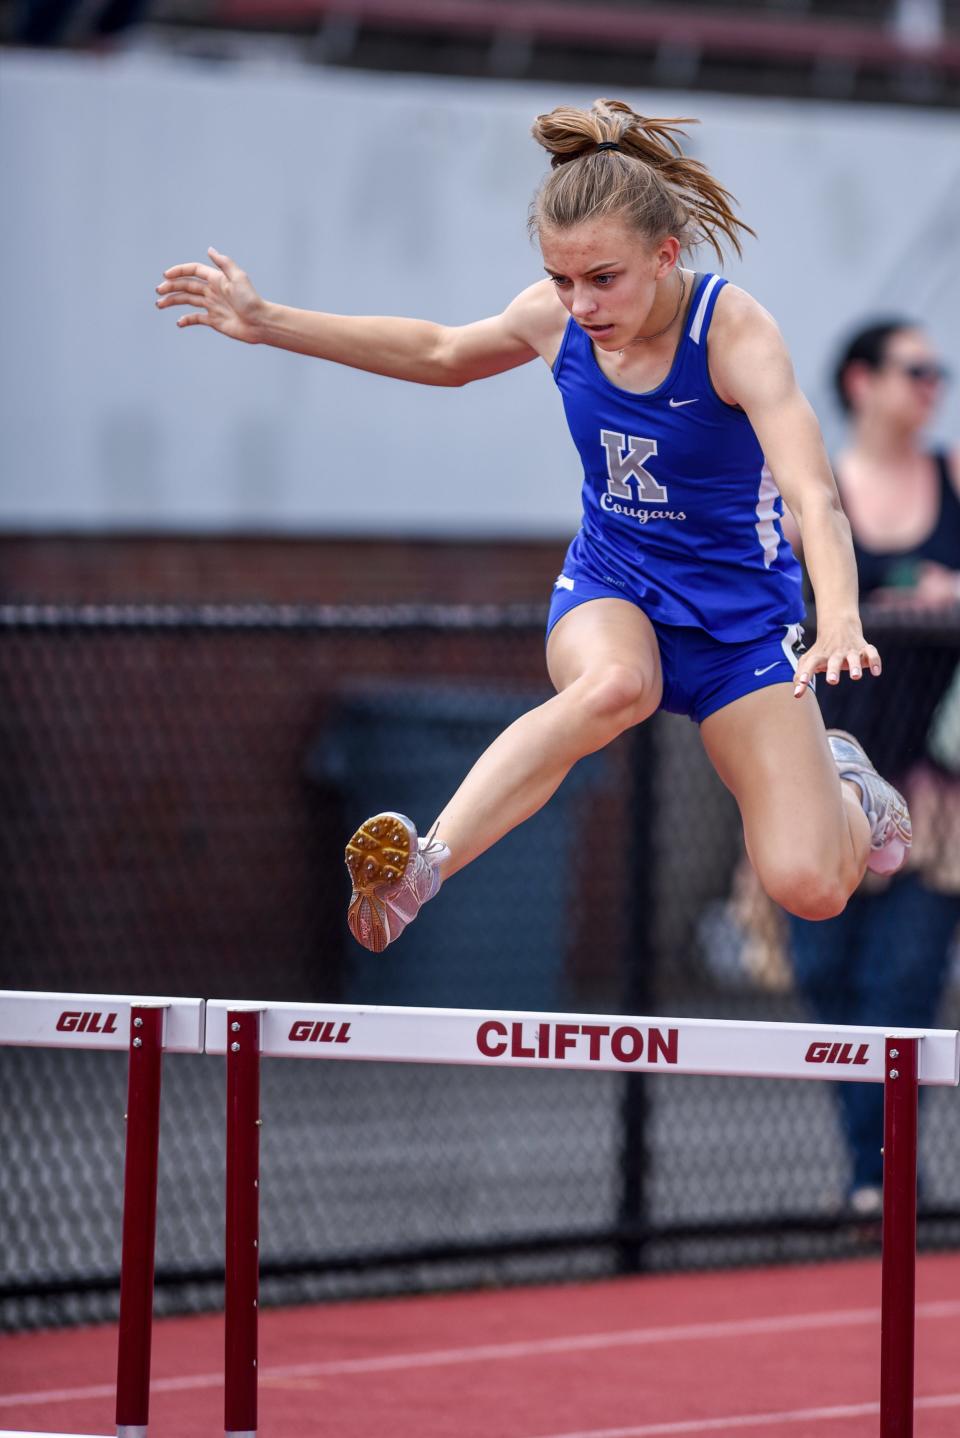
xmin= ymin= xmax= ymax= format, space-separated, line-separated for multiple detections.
xmin=0 ymin=1424 xmax=141 ymax=1436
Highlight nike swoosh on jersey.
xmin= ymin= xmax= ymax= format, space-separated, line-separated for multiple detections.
xmin=754 ymin=662 xmax=781 ymax=676
xmin=668 ymin=398 xmax=699 ymax=408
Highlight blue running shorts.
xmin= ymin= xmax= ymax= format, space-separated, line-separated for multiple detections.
xmin=547 ymin=570 xmax=807 ymax=725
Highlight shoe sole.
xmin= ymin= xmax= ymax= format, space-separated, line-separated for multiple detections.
xmin=828 ymin=728 xmax=913 ymax=848
xmin=345 ymin=812 xmax=418 ymax=952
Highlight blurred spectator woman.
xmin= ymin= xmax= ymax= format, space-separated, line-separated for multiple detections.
xmin=788 ymin=318 xmax=960 ymax=1215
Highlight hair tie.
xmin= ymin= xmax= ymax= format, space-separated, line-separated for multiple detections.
xmin=594 ymin=141 xmax=621 ymax=153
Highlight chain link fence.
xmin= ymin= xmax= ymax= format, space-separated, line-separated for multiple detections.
xmin=2 ymin=603 xmax=959 ymax=1329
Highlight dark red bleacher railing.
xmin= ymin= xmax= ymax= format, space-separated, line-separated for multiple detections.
xmin=207 ymin=0 xmax=960 ymax=76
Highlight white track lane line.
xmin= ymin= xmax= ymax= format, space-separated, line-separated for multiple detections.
xmin=528 ymin=1391 xmax=960 ymax=1438
xmin=3 ymin=1300 xmax=960 ymax=1410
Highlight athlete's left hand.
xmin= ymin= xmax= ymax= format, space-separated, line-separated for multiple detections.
xmin=793 ymin=622 xmax=881 ymax=698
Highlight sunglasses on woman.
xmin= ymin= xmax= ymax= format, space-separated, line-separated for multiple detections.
xmin=885 ymin=359 xmax=951 ymax=384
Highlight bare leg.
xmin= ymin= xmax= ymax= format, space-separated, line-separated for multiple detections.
xmin=432 ymin=599 xmax=663 ymax=877
xmin=700 ymin=683 xmax=871 ymax=921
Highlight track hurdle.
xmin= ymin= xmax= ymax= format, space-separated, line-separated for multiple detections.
xmin=0 ymin=990 xmax=205 ymax=1438
xmin=205 ymin=1000 xmax=960 ymax=1438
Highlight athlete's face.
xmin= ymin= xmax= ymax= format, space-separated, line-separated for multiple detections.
xmin=540 ymin=218 xmax=679 ymax=349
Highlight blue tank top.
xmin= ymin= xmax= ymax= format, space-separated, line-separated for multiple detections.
xmin=552 ymin=271 xmax=804 ymax=642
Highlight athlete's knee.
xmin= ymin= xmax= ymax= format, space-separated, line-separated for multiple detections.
xmin=761 ymin=861 xmax=850 ymax=922
xmin=577 ymin=663 xmax=660 ymax=735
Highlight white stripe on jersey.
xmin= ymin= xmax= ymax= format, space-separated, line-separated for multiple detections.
xmin=755 ymin=464 xmax=782 ymax=569
xmin=689 ymin=274 xmax=722 ymax=344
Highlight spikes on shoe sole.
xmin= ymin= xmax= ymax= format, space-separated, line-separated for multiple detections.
xmin=345 ymin=812 xmax=422 ymax=951
xmin=345 ymin=813 xmax=414 ymax=890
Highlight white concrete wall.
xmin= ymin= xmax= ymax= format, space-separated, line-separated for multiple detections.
xmin=2 ymin=50 xmax=959 ymax=537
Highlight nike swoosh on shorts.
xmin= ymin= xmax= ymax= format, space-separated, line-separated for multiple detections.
xmin=754 ymin=662 xmax=781 ymax=676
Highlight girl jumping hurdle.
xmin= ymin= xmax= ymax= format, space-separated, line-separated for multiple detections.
xmin=157 ymin=98 xmax=911 ymax=953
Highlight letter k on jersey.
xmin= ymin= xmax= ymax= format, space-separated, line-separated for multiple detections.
xmin=600 ymin=430 xmax=668 ymax=503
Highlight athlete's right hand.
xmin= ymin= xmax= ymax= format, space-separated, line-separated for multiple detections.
xmin=156 ymin=247 xmax=264 ymax=343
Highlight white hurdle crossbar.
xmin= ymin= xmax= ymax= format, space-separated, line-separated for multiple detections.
xmin=0 ymin=990 xmax=205 ymax=1438
xmin=204 ymin=1002 xmax=960 ymax=1084
xmin=206 ymin=1000 xmax=959 ymax=1438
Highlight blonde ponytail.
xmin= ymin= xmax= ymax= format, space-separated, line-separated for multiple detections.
xmin=530 ymin=99 xmax=754 ymax=265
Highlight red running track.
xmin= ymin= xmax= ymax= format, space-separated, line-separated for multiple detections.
xmin=2 ymin=1253 xmax=960 ymax=1437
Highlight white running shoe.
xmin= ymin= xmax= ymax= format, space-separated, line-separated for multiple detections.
xmin=345 ymin=811 xmax=450 ymax=953
xmin=826 ymin=729 xmax=912 ymax=876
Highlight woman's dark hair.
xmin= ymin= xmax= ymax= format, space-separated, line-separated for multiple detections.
xmin=833 ymin=318 xmax=917 ymax=415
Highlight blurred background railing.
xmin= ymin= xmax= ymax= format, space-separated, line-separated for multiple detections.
xmin=7 ymin=0 xmax=960 ymax=104
xmin=2 ymin=602 xmax=958 ymax=1329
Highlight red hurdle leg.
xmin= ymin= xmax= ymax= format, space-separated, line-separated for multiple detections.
xmin=225 ymin=1008 xmax=262 ymax=1438
xmin=880 ymin=1035 xmax=919 ymax=1438
xmin=116 ymin=1004 xmax=165 ymax=1437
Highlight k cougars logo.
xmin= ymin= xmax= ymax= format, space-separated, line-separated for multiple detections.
xmin=56 ymin=1010 xmax=118 ymax=1034
xmin=476 ymin=1020 xmax=678 ymax=1066
xmin=600 ymin=430 xmax=667 ymax=504
xmin=288 ymin=1020 xmax=352 ymax=1045
xmin=805 ymin=1041 xmax=870 ymax=1066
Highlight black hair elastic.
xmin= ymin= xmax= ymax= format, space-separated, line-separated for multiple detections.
xmin=594 ymin=141 xmax=621 ymax=153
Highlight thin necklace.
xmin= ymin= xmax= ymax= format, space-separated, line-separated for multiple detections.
xmin=619 ymin=270 xmax=686 ymax=355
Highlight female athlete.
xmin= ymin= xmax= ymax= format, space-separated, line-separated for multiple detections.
xmin=157 ymin=98 xmax=912 ymax=953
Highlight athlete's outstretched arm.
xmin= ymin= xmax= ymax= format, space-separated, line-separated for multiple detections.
xmin=156 ymin=247 xmax=560 ymax=386
xmin=708 ymin=286 xmax=879 ymax=696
